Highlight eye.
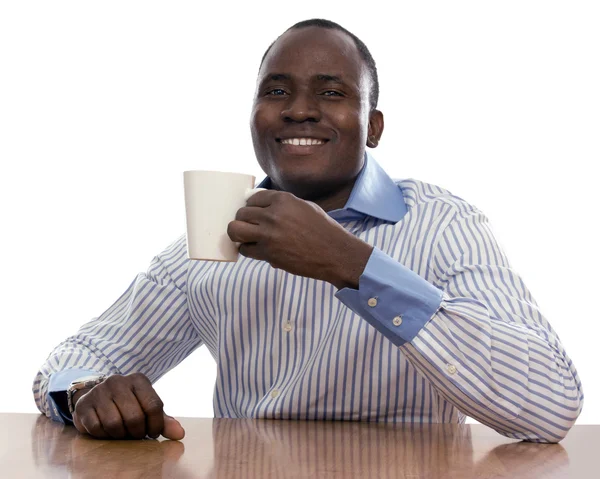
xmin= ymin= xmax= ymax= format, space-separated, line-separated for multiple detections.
xmin=321 ymin=90 xmax=344 ymax=97
xmin=266 ymin=88 xmax=288 ymax=96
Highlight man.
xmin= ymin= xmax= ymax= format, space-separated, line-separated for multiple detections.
xmin=34 ymin=19 xmax=583 ymax=443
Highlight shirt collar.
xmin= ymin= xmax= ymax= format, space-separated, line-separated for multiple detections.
xmin=257 ymin=152 xmax=407 ymax=223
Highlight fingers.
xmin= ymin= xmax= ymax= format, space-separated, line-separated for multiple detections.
xmin=75 ymin=408 xmax=109 ymax=439
xmin=238 ymin=243 xmax=261 ymax=260
xmin=94 ymin=400 xmax=127 ymax=439
xmin=131 ymin=375 xmax=165 ymax=439
xmin=234 ymin=206 xmax=264 ymax=225
xmin=162 ymin=414 xmax=185 ymax=441
xmin=227 ymin=220 xmax=262 ymax=243
xmin=72 ymin=408 xmax=85 ymax=433
xmin=245 ymin=189 xmax=280 ymax=207
xmin=111 ymin=389 xmax=147 ymax=439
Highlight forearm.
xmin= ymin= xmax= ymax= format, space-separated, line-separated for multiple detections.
xmin=34 ymin=237 xmax=201 ymax=423
xmin=335 ymin=221 xmax=583 ymax=442
xmin=402 ymin=292 xmax=583 ymax=442
xmin=420 ymin=208 xmax=584 ymax=441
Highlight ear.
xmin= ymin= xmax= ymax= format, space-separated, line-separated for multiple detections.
xmin=366 ymin=110 xmax=384 ymax=148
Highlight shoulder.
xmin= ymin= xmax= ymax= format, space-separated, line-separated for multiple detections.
xmin=395 ymin=178 xmax=480 ymax=219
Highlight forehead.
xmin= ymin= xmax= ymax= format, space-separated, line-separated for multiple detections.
xmin=260 ymin=27 xmax=366 ymax=83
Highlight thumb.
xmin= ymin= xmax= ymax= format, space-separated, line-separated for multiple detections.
xmin=162 ymin=413 xmax=185 ymax=441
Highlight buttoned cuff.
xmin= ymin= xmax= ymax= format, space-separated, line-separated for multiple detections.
xmin=335 ymin=247 xmax=445 ymax=347
xmin=47 ymin=368 xmax=99 ymax=423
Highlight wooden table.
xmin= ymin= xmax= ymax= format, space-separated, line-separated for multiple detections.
xmin=0 ymin=413 xmax=595 ymax=478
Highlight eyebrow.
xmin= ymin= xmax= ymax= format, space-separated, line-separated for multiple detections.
xmin=260 ymin=73 xmax=346 ymax=84
xmin=263 ymin=73 xmax=291 ymax=82
xmin=316 ymin=74 xmax=343 ymax=83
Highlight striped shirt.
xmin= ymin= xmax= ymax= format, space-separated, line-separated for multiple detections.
xmin=33 ymin=153 xmax=583 ymax=443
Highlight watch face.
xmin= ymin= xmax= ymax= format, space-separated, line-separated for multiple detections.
xmin=68 ymin=375 xmax=104 ymax=414
xmin=73 ymin=375 xmax=102 ymax=384
xmin=70 ymin=375 xmax=105 ymax=389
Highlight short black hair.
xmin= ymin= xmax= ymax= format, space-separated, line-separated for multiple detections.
xmin=259 ymin=19 xmax=380 ymax=110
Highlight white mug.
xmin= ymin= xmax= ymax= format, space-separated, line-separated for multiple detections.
xmin=184 ymin=170 xmax=265 ymax=262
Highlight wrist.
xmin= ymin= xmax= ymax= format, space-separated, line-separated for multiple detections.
xmin=67 ymin=374 xmax=106 ymax=414
xmin=327 ymin=236 xmax=373 ymax=290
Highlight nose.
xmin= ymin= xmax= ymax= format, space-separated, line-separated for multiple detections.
xmin=280 ymin=91 xmax=321 ymax=123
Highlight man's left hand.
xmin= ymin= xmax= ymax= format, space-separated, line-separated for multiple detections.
xmin=227 ymin=190 xmax=373 ymax=289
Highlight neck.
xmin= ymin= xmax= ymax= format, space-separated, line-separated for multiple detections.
xmin=309 ymin=181 xmax=356 ymax=212
xmin=264 ymin=173 xmax=361 ymax=212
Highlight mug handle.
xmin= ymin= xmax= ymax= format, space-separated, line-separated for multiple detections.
xmin=244 ymin=187 xmax=266 ymax=202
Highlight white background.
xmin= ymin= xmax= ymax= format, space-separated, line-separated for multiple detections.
xmin=1 ymin=1 xmax=598 ymax=425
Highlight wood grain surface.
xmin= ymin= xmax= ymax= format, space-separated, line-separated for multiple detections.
xmin=0 ymin=413 xmax=594 ymax=478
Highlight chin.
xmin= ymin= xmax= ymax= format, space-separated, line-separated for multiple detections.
xmin=278 ymin=174 xmax=341 ymax=201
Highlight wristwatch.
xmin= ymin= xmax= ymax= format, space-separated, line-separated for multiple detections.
xmin=67 ymin=374 xmax=106 ymax=415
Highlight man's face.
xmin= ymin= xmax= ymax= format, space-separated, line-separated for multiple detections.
xmin=250 ymin=27 xmax=382 ymax=201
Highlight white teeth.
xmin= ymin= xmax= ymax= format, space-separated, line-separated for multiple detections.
xmin=281 ymin=138 xmax=325 ymax=146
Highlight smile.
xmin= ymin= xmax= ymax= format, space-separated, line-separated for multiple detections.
xmin=279 ymin=138 xmax=327 ymax=146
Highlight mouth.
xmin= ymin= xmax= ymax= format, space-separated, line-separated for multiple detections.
xmin=275 ymin=137 xmax=329 ymax=156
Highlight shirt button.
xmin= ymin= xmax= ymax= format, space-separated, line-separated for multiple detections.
xmin=283 ymin=322 xmax=293 ymax=332
xmin=447 ymin=364 xmax=457 ymax=375
xmin=392 ymin=316 xmax=403 ymax=326
xmin=368 ymin=297 xmax=378 ymax=307
xmin=270 ymin=389 xmax=280 ymax=398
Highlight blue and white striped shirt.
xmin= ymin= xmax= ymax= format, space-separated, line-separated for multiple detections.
xmin=34 ymin=153 xmax=583 ymax=442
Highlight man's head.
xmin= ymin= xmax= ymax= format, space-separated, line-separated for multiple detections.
xmin=260 ymin=19 xmax=380 ymax=111
xmin=250 ymin=19 xmax=384 ymax=206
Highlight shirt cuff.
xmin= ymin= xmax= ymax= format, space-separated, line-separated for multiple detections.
xmin=47 ymin=368 xmax=99 ymax=424
xmin=335 ymin=247 xmax=445 ymax=347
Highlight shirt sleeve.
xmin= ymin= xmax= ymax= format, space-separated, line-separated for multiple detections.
xmin=32 ymin=235 xmax=203 ymax=423
xmin=336 ymin=247 xmax=445 ymax=346
xmin=45 ymin=368 xmax=100 ymax=423
xmin=336 ymin=206 xmax=583 ymax=443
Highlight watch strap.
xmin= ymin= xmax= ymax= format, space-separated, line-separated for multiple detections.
xmin=67 ymin=375 xmax=106 ymax=415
